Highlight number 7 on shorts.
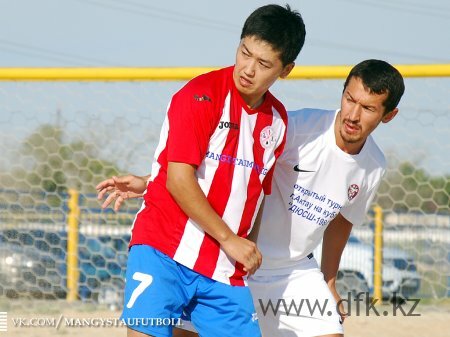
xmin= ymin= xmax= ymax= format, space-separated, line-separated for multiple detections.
xmin=126 ymin=272 xmax=153 ymax=308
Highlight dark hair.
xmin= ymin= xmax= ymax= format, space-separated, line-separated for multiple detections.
xmin=344 ymin=59 xmax=405 ymax=114
xmin=240 ymin=4 xmax=306 ymax=66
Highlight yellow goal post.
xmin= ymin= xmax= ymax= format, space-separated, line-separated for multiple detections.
xmin=1 ymin=64 xmax=450 ymax=81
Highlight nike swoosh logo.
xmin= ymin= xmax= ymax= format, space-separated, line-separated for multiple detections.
xmin=293 ymin=165 xmax=315 ymax=173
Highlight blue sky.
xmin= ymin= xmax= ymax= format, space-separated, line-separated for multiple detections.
xmin=0 ymin=0 xmax=449 ymax=176
xmin=1 ymin=0 xmax=449 ymax=67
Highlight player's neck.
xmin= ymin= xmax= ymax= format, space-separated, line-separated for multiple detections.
xmin=248 ymin=94 xmax=265 ymax=109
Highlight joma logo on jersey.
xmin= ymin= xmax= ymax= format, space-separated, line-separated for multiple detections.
xmin=193 ymin=94 xmax=212 ymax=102
xmin=218 ymin=121 xmax=239 ymax=130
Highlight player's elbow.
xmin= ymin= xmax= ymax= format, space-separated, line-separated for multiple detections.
xmin=166 ymin=162 xmax=195 ymax=197
xmin=166 ymin=173 xmax=182 ymax=196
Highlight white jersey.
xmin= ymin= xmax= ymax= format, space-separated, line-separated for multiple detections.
xmin=256 ymin=108 xmax=386 ymax=275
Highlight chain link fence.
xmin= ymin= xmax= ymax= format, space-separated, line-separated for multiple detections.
xmin=0 ymin=72 xmax=449 ymax=312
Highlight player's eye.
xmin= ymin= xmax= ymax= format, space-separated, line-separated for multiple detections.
xmin=242 ymin=50 xmax=250 ymax=57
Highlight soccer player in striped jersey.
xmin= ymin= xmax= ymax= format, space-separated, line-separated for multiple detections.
xmin=97 ymin=4 xmax=306 ymax=337
xmin=99 ymin=60 xmax=405 ymax=337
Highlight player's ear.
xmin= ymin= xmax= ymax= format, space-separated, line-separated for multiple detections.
xmin=381 ymin=108 xmax=398 ymax=124
xmin=280 ymin=62 xmax=295 ymax=79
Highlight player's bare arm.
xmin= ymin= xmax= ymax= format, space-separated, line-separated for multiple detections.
xmin=96 ymin=174 xmax=149 ymax=211
xmin=321 ymin=213 xmax=353 ymax=321
xmin=167 ymin=162 xmax=262 ymax=275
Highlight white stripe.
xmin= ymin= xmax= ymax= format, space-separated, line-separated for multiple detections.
xmin=248 ymin=191 xmax=265 ymax=236
xmin=149 ymin=112 xmax=170 ymax=183
xmin=172 ymin=220 xmax=206 ymax=269
xmin=197 ymin=92 xmax=231 ymax=196
xmin=173 ymin=92 xmax=231 ymax=268
xmin=130 ymin=107 xmax=170 ymax=239
xmin=212 ymin=108 xmax=257 ymax=281
xmin=222 ymin=109 xmax=257 ymax=234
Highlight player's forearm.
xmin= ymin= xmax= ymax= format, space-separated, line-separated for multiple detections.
xmin=166 ymin=162 xmax=234 ymax=243
xmin=247 ymin=197 xmax=265 ymax=243
xmin=321 ymin=252 xmax=341 ymax=287
xmin=321 ymin=214 xmax=353 ymax=284
xmin=135 ymin=174 xmax=151 ymax=194
xmin=321 ymin=233 xmax=344 ymax=285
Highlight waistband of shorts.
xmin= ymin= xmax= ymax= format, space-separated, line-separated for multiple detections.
xmin=253 ymin=252 xmax=317 ymax=277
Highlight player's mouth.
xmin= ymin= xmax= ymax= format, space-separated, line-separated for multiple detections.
xmin=343 ymin=120 xmax=360 ymax=134
xmin=239 ymin=76 xmax=253 ymax=88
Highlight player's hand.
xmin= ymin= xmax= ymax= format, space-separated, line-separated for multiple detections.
xmin=336 ymin=296 xmax=348 ymax=323
xmin=329 ymin=284 xmax=348 ymax=323
xmin=220 ymin=234 xmax=263 ymax=276
xmin=96 ymin=175 xmax=148 ymax=211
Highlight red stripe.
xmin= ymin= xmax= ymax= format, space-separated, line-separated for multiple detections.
xmin=229 ymin=262 xmax=246 ymax=286
xmin=229 ymin=111 xmax=273 ymax=284
xmin=193 ymin=103 xmax=242 ymax=277
xmin=130 ymin=136 xmax=189 ymax=258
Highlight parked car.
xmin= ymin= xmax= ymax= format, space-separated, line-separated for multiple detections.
xmin=0 ymin=229 xmax=128 ymax=301
xmin=0 ymin=241 xmax=65 ymax=299
xmin=314 ymin=235 xmax=421 ymax=300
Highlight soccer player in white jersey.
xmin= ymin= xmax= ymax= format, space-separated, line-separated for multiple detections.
xmin=96 ymin=4 xmax=306 ymax=337
xmin=247 ymin=59 xmax=405 ymax=337
xmin=98 ymin=59 xmax=404 ymax=337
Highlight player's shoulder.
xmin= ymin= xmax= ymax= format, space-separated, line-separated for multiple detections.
xmin=263 ymin=91 xmax=288 ymax=122
xmin=288 ymin=108 xmax=335 ymax=123
xmin=287 ymin=108 xmax=336 ymax=135
xmin=364 ymin=135 xmax=387 ymax=170
xmin=174 ymin=66 xmax=231 ymax=101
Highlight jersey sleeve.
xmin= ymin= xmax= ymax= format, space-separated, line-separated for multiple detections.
xmin=166 ymin=88 xmax=219 ymax=166
xmin=340 ymin=179 xmax=383 ymax=226
xmin=277 ymin=111 xmax=298 ymax=163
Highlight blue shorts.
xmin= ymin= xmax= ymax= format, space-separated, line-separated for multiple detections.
xmin=121 ymin=244 xmax=261 ymax=337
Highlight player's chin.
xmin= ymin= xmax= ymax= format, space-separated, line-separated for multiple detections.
xmin=342 ymin=132 xmax=362 ymax=144
xmin=235 ymin=84 xmax=254 ymax=97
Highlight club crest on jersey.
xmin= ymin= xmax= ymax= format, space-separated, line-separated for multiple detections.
xmin=348 ymin=184 xmax=359 ymax=201
xmin=260 ymin=126 xmax=276 ymax=149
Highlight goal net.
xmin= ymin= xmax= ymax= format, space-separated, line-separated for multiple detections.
xmin=0 ymin=67 xmax=448 ymax=313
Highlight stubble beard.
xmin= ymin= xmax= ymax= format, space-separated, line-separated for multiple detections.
xmin=339 ymin=118 xmax=362 ymax=144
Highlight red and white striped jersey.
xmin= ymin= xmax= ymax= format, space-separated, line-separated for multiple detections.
xmin=130 ymin=66 xmax=287 ymax=285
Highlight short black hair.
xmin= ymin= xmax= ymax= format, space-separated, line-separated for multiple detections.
xmin=240 ymin=4 xmax=306 ymax=66
xmin=344 ymin=59 xmax=405 ymax=114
